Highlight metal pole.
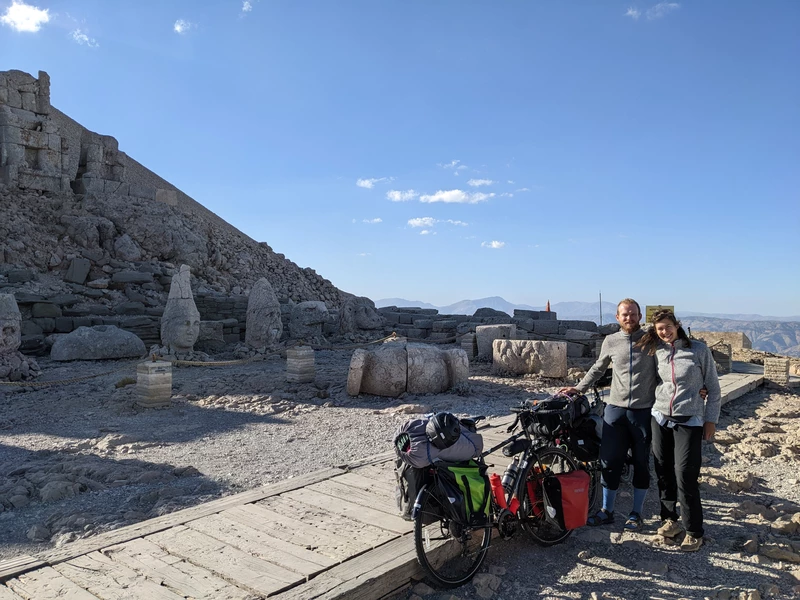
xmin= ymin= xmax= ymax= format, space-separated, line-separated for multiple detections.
xmin=599 ymin=291 xmax=603 ymax=326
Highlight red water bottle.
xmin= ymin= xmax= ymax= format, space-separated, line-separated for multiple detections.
xmin=489 ymin=473 xmax=508 ymax=510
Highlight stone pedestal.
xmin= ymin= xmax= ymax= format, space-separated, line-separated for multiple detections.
xmin=136 ymin=361 xmax=172 ymax=408
xmin=460 ymin=333 xmax=477 ymax=361
xmin=764 ymin=358 xmax=790 ymax=386
xmin=475 ymin=324 xmax=516 ymax=362
xmin=287 ymin=346 xmax=315 ymax=383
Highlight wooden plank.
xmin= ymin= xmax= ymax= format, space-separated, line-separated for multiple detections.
xmin=222 ymin=504 xmax=359 ymax=560
xmin=272 ymin=535 xmax=422 ymax=600
xmin=260 ymin=496 xmax=394 ymax=550
xmin=344 ymin=451 xmax=395 ymax=470
xmin=104 ymin=538 xmax=253 ymax=600
xmin=0 ymin=555 xmax=46 ymax=582
xmin=0 ymin=584 xmax=24 ymax=599
xmin=6 ymin=566 xmax=100 ymax=599
xmin=349 ymin=463 xmax=397 ymax=489
xmin=186 ymin=513 xmax=335 ymax=574
xmin=40 ymin=466 xmax=345 ymax=565
xmin=334 ymin=471 xmax=395 ymax=496
xmin=308 ymin=479 xmax=395 ymax=512
xmin=282 ymin=488 xmax=412 ymax=535
xmin=54 ymin=552 xmax=184 ymax=600
xmin=147 ymin=525 xmax=302 ymax=596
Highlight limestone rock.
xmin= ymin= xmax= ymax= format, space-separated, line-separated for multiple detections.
xmin=113 ymin=233 xmax=142 ymax=262
xmin=51 ymin=325 xmax=146 ymax=361
xmin=339 ymin=296 xmax=384 ymax=334
xmin=160 ymin=265 xmax=200 ymax=353
xmin=63 ymin=257 xmax=91 ymax=284
xmin=245 ymin=277 xmax=283 ymax=348
xmin=407 ymin=344 xmax=469 ymax=394
xmin=347 ymin=342 xmax=407 ymax=398
xmin=492 ymin=339 xmax=567 ymax=377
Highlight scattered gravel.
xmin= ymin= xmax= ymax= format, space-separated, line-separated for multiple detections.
xmin=2 ymin=350 xmax=798 ymax=600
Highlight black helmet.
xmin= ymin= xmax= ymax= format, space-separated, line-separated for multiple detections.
xmin=426 ymin=412 xmax=462 ymax=450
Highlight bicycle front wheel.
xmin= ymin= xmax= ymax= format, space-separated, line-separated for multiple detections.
xmin=516 ymin=447 xmax=578 ymax=546
xmin=414 ymin=485 xmax=492 ymax=588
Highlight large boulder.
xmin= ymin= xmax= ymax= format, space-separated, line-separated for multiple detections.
xmin=51 ymin=325 xmax=146 ymax=361
xmin=475 ymin=324 xmax=516 ymax=362
xmin=245 ymin=278 xmax=282 ymax=348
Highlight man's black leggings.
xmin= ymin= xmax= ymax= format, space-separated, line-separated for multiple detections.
xmin=599 ymin=405 xmax=652 ymax=491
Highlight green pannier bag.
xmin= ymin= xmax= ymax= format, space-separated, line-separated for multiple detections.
xmin=435 ymin=460 xmax=491 ymax=527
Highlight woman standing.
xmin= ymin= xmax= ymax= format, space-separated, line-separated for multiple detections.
xmin=638 ymin=310 xmax=720 ymax=552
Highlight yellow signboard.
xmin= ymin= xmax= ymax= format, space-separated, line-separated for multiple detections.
xmin=645 ymin=305 xmax=675 ymax=323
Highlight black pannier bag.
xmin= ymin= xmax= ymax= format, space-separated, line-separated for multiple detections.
xmin=565 ymin=416 xmax=602 ymax=462
xmin=394 ymin=458 xmax=432 ymax=522
xmin=523 ymin=393 xmax=591 ymax=440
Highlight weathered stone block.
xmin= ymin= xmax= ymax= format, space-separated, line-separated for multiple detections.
xmin=136 ymin=361 xmax=172 ymax=408
xmin=533 ymin=320 xmax=559 ymax=335
xmin=51 ymin=325 xmax=146 ymax=361
xmin=112 ymin=271 xmax=154 ymax=284
xmin=155 ymin=189 xmax=178 ymax=206
xmin=407 ymin=345 xmax=468 ymax=394
xmin=64 ymin=258 xmax=91 ymax=284
xmin=8 ymin=269 xmax=35 ymax=283
xmin=512 ymin=317 xmax=534 ymax=331
xmin=475 ymin=324 xmax=517 ymax=361
xmin=558 ymin=320 xmax=598 ymax=334
xmin=764 ymin=358 xmax=790 ymax=385
xmin=54 ymin=317 xmax=74 ymax=332
xmin=492 ymin=340 xmax=567 ymax=377
xmin=31 ymin=302 xmax=62 ymax=318
xmin=287 ymin=346 xmax=315 ymax=383
xmin=347 ymin=342 xmax=407 ymax=397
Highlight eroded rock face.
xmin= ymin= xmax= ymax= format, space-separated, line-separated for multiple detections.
xmin=492 ymin=339 xmax=567 ymax=378
xmin=245 ymin=278 xmax=282 ymax=348
xmin=347 ymin=341 xmax=469 ymax=397
xmin=339 ymin=296 xmax=384 ymax=334
xmin=160 ymin=265 xmax=200 ymax=353
xmin=289 ymin=301 xmax=328 ymax=341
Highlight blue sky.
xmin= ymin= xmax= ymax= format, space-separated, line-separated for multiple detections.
xmin=2 ymin=1 xmax=798 ymax=316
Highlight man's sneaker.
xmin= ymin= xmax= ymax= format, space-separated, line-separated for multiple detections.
xmin=681 ymin=534 xmax=703 ymax=552
xmin=657 ymin=519 xmax=683 ymax=538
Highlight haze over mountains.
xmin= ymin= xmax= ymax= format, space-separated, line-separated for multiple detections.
xmin=376 ymin=297 xmax=800 ymax=357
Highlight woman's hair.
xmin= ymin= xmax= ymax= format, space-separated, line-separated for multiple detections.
xmin=636 ymin=309 xmax=692 ymax=355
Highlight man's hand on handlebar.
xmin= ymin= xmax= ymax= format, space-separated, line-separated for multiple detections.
xmin=558 ymin=386 xmax=579 ymax=395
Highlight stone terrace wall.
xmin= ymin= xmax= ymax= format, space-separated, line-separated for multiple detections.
xmin=693 ymin=331 xmax=753 ymax=350
xmin=378 ymin=306 xmax=603 ymax=358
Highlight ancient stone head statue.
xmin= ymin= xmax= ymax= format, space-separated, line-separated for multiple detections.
xmin=0 ymin=294 xmax=22 ymax=356
xmin=339 ymin=296 xmax=385 ymax=334
xmin=160 ymin=265 xmax=201 ymax=353
xmin=245 ymin=278 xmax=283 ymax=348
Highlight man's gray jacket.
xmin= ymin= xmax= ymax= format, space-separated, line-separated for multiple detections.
xmin=575 ymin=328 xmax=657 ymax=409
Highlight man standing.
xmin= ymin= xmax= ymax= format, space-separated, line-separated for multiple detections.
xmin=560 ymin=298 xmax=657 ymax=529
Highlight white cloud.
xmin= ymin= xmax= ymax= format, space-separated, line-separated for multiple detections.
xmin=481 ymin=241 xmax=506 ymax=249
xmin=408 ymin=217 xmax=436 ymax=228
xmin=386 ymin=189 xmax=418 ymax=202
xmin=507 ymin=180 xmax=515 ymax=184
xmin=467 ymin=179 xmax=495 ymax=187
xmin=356 ymin=177 xmax=391 ymax=189
xmin=419 ymin=230 xmax=432 ymax=235
xmin=647 ymin=2 xmax=679 ymax=19
xmin=446 ymin=219 xmax=468 ymax=226
xmin=419 ymin=189 xmax=495 ymax=204
xmin=625 ymin=7 xmax=641 ymax=19
xmin=439 ymin=159 xmax=469 ymax=172
xmin=357 ymin=252 xmax=371 ymax=256
xmin=515 ymin=187 xmax=531 ymax=192
xmin=500 ymin=192 xmax=514 ymax=198
xmin=362 ymin=218 xmax=382 ymax=224
xmin=242 ymin=1 xmax=253 ymax=12
xmin=1 ymin=1 xmax=49 ymax=32
xmin=174 ymin=19 xmax=194 ymax=34
xmin=70 ymin=29 xmax=98 ymax=47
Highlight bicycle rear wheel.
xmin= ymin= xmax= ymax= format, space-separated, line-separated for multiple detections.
xmin=414 ymin=485 xmax=491 ymax=588
xmin=584 ymin=461 xmax=602 ymax=514
xmin=516 ymin=447 xmax=578 ymax=546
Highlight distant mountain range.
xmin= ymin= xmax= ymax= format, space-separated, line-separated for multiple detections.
xmin=375 ymin=297 xmax=800 ymax=357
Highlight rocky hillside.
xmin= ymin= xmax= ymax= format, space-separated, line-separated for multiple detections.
xmin=681 ymin=316 xmax=800 ymax=358
xmin=0 ymin=186 xmax=347 ymax=306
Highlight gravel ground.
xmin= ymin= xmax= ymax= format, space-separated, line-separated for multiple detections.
xmin=1 ymin=348 xmax=799 ymax=600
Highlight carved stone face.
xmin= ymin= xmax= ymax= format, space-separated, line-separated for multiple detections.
xmin=161 ymin=301 xmax=201 ymax=353
xmin=0 ymin=317 xmax=21 ymax=355
xmin=174 ymin=316 xmax=201 ymax=350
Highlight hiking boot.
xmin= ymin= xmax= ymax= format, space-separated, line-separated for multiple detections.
xmin=681 ymin=534 xmax=703 ymax=552
xmin=657 ymin=519 xmax=683 ymax=538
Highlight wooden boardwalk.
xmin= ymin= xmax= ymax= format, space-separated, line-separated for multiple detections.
xmin=0 ymin=370 xmax=765 ymax=600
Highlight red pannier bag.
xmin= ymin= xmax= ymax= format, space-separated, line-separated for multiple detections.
xmin=556 ymin=470 xmax=590 ymax=530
